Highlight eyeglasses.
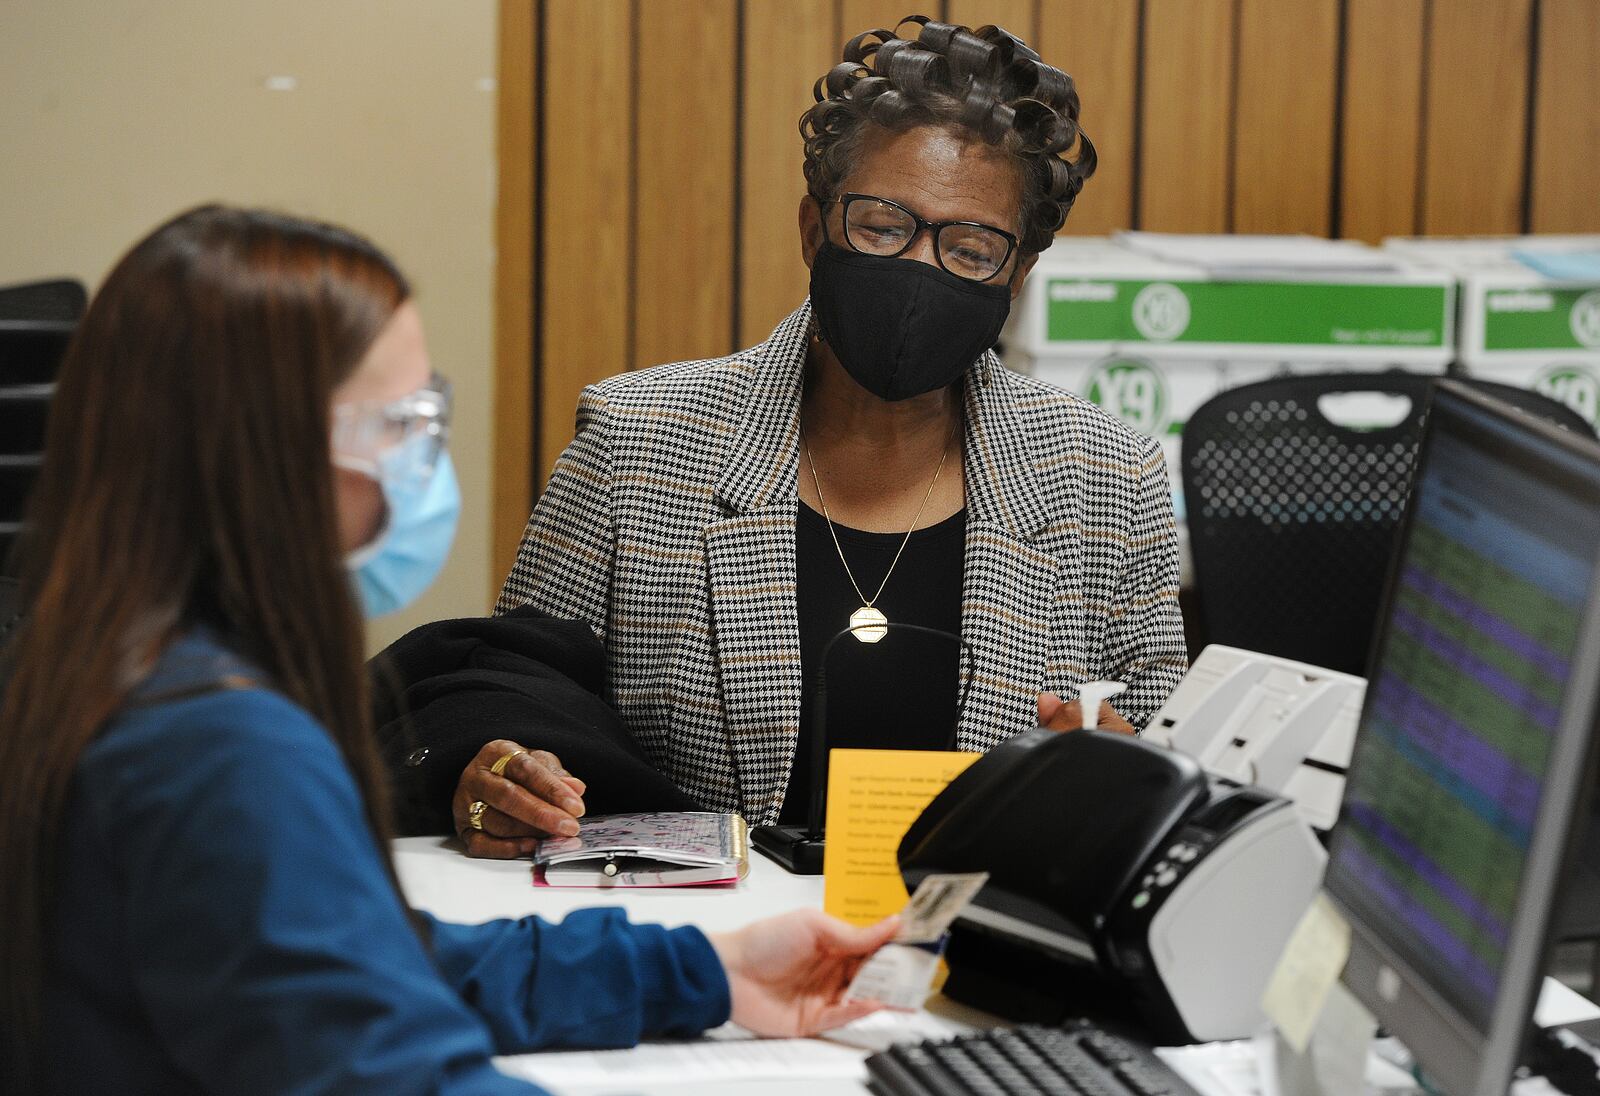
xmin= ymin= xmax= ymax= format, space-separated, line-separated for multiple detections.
xmin=825 ymin=193 xmax=1019 ymax=284
xmin=332 ymin=371 xmax=453 ymax=481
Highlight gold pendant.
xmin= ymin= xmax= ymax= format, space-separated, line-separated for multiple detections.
xmin=849 ymin=606 xmax=888 ymax=643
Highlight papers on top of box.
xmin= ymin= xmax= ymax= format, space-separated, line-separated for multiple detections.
xmin=1384 ymin=234 xmax=1600 ymax=279
xmin=1382 ymin=235 xmax=1600 ymax=366
xmin=1116 ymin=231 xmax=1401 ymax=275
xmin=1513 ymin=250 xmax=1600 ymax=282
xmin=1378 ymin=235 xmax=1600 ymax=433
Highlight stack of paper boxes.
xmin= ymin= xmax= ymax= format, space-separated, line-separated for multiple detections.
xmin=1003 ymin=234 xmax=1456 ymax=549
xmin=1382 ymin=235 xmax=1600 ymax=431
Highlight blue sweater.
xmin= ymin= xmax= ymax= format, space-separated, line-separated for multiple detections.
xmin=41 ymin=632 xmax=731 ymax=1093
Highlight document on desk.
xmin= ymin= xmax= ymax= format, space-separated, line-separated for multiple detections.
xmin=493 ymin=1013 xmax=971 ymax=1092
xmin=494 ymin=1035 xmax=866 ymax=1091
xmin=1155 ymin=1040 xmax=1264 ymax=1096
xmin=822 ymin=748 xmax=980 ymax=926
xmin=1156 ymin=1032 xmax=1415 ymax=1096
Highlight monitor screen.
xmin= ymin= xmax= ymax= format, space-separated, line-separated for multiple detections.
xmin=1326 ymin=383 xmax=1600 ymax=1096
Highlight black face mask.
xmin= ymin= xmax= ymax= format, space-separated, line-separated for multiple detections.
xmin=808 ymin=242 xmax=1013 ymax=402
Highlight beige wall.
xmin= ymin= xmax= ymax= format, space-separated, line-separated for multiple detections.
xmin=0 ymin=0 xmax=498 ymax=651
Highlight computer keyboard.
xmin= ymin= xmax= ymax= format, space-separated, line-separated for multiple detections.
xmin=864 ymin=1020 xmax=1201 ymax=1096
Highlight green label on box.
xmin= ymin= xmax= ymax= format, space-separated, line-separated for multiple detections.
xmin=1086 ymin=358 xmax=1173 ymax=434
xmin=1483 ymin=288 xmax=1600 ymax=351
xmin=1045 ymin=279 xmax=1448 ymax=348
xmin=1534 ymin=364 xmax=1600 ymax=428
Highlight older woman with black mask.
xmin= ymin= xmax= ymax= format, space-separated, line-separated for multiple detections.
xmin=458 ymin=16 xmax=1188 ymax=853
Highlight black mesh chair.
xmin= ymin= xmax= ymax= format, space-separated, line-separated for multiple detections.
xmin=1181 ymin=370 xmax=1591 ymax=676
xmin=0 ymin=279 xmax=83 ymax=575
xmin=1182 ymin=370 xmax=1600 ymax=985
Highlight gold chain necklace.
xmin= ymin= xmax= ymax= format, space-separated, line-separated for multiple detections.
xmin=801 ymin=421 xmax=959 ymax=643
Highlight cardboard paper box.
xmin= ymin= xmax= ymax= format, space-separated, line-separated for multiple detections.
xmin=1003 ymin=236 xmax=1454 ymax=538
xmin=1382 ymin=235 xmax=1600 ymax=430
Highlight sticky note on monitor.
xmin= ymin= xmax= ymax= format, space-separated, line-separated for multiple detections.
xmin=1261 ymin=890 xmax=1353 ymax=1053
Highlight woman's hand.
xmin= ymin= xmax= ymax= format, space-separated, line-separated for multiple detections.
xmin=451 ymin=739 xmax=587 ymax=859
xmin=709 ymin=910 xmax=899 ymax=1037
xmin=1037 ymin=692 xmax=1135 ymax=735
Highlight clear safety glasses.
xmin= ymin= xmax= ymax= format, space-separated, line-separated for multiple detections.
xmin=331 ymin=371 xmax=453 ymax=483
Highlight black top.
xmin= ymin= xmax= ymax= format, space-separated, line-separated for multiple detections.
xmin=779 ymin=501 xmax=967 ymax=826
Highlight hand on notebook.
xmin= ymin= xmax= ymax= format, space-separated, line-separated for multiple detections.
xmin=709 ymin=910 xmax=899 ymax=1036
xmin=1037 ymin=693 xmax=1135 ymax=735
xmin=452 ymin=738 xmax=588 ymax=859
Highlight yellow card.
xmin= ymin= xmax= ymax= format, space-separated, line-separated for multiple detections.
xmin=823 ymin=748 xmax=980 ymax=926
xmin=1261 ymin=891 xmax=1353 ymax=1053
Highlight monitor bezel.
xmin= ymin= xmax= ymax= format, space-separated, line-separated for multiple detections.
xmin=1325 ymin=380 xmax=1600 ymax=1096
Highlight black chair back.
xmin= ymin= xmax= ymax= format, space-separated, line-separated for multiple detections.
xmin=0 ymin=278 xmax=87 ymax=324
xmin=0 ymin=279 xmax=83 ymax=572
xmin=0 ymin=298 xmax=79 ymax=575
xmin=0 ymin=575 xmax=20 ymax=646
xmin=1181 ymin=370 xmax=1592 ymax=675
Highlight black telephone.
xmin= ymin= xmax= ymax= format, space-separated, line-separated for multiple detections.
xmin=898 ymin=726 xmax=1326 ymax=1043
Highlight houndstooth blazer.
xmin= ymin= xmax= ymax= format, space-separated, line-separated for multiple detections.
xmin=497 ymin=302 xmax=1188 ymax=826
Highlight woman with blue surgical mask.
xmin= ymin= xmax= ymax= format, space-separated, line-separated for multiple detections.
xmin=331 ymin=345 xmax=460 ymax=617
xmin=0 ymin=205 xmax=894 ymax=1093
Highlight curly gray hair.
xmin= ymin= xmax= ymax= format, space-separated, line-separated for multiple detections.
xmin=800 ymin=15 xmax=1096 ymax=255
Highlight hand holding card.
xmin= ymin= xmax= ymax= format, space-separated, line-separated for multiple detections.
xmin=845 ymin=872 xmax=989 ymax=1011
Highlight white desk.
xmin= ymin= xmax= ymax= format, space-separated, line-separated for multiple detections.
xmin=397 ymin=838 xmax=1600 ymax=1096
xmin=396 ymin=836 xmax=985 ymax=1095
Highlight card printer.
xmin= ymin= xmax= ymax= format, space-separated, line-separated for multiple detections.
xmin=898 ymin=725 xmax=1326 ymax=1044
xmin=1141 ymin=644 xmax=1366 ymax=834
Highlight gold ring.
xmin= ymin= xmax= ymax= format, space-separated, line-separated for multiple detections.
xmin=490 ymin=748 xmax=528 ymax=777
xmin=467 ymin=800 xmax=488 ymax=831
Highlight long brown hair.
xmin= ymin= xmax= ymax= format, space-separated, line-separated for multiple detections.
xmin=0 ymin=205 xmax=412 ymax=1072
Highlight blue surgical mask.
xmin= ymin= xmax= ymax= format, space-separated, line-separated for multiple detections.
xmin=342 ymin=444 xmax=461 ymax=618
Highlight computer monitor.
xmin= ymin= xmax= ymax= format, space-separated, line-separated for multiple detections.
xmin=1325 ymin=381 xmax=1600 ymax=1096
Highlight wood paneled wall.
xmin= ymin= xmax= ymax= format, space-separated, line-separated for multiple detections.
xmin=491 ymin=0 xmax=1600 ymax=584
